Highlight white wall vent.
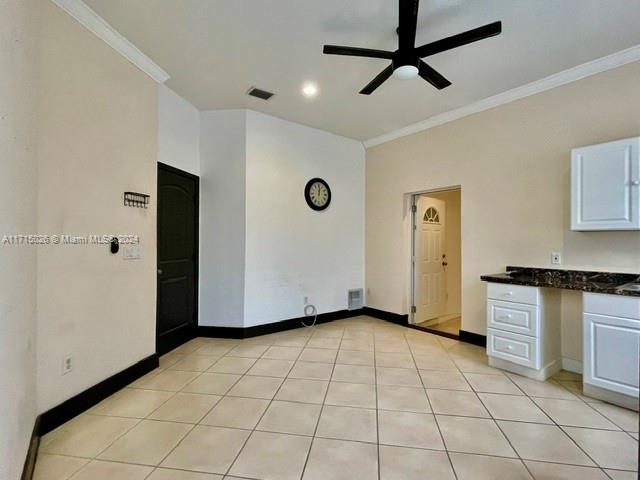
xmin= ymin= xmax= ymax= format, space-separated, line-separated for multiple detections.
xmin=348 ymin=288 xmax=364 ymax=311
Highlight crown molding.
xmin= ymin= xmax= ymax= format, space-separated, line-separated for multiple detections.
xmin=50 ymin=0 xmax=170 ymax=84
xmin=364 ymin=44 xmax=640 ymax=148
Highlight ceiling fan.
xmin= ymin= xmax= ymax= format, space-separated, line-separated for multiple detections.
xmin=323 ymin=0 xmax=502 ymax=94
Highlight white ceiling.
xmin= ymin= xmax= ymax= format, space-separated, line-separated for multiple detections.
xmin=84 ymin=0 xmax=640 ymax=141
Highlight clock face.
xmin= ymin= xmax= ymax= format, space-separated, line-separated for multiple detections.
xmin=304 ymin=178 xmax=331 ymax=211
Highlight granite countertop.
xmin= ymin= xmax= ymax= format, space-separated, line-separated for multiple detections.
xmin=481 ymin=266 xmax=640 ymax=297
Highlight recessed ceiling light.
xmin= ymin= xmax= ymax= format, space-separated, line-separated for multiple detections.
xmin=302 ymin=82 xmax=318 ymax=98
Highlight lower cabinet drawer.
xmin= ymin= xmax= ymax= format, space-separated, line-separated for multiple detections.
xmin=487 ymin=283 xmax=539 ymax=305
xmin=487 ymin=329 xmax=539 ymax=369
xmin=487 ymin=300 xmax=539 ymax=336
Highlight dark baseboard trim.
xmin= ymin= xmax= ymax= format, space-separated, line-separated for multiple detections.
xmin=198 ymin=309 xmax=365 ymax=339
xmin=38 ymin=353 xmax=159 ymax=436
xmin=20 ymin=416 xmax=41 ymax=480
xmin=409 ymin=324 xmax=460 ymax=340
xmin=362 ymin=306 xmax=409 ymax=325
xmin=459 ymin=330 xmax=487 ymax=347
xmin=157 ymin=325 xmax=197 ymax=356
xmin=361 ymin=307 xmax=486 ymax=348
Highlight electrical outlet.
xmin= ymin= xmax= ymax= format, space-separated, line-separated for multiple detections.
xmin=551 ymin=252 xmax=562 ymax=265
xmin=62 ymin=355 xmax=72 ymax=375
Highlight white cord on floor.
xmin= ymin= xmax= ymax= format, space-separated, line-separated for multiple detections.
xmin=301 ymin=304 xmax=317 ymax=328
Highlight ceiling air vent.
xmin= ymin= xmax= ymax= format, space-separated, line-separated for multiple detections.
xmin=247 ymin=87 xmax=275 ymax=101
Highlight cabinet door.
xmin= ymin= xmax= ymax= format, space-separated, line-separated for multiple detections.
xmin=571 ymin=137 xmax=640 ymax=230
xmin=583 ymin=313 xmax=640 ymax=397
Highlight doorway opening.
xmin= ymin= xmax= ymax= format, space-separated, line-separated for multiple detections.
xmin=157 ymin=163 xmax=199 ymax=355
xmin=411 ymin=188 xmax=462 ymax=339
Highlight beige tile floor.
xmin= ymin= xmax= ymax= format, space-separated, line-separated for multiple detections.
xmin=34 ymin=316 xmax=639 ymax=480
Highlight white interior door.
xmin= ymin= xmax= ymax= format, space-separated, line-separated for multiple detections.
xmin=415 ymin=196 xmax=446 ymax=323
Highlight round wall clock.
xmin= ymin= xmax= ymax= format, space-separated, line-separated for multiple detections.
xmin=304 ymin=178 xmax=331 ymax=211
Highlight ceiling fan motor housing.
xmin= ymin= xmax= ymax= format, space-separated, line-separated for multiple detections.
xmin=392 ymin=51 xmax=419 ymax=70
xmin=392 ymin=51 xmax=419 ymax=79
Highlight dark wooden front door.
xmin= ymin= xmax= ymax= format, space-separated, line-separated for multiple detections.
xmin=157 ymin=163 xmax=198 ymax=355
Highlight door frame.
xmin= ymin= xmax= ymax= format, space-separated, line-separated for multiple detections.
xmin=156 ymin=162 xmax=200 ymax=354
xmin=408 ymin=185 xmax=461 ymax=337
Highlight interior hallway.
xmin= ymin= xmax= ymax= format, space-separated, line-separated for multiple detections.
xmin=35 ymin=316 xmax=638 ymax=480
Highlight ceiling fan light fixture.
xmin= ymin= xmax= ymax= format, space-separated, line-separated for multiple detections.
xmin=393 ymin=64 xmax=419 ymax=80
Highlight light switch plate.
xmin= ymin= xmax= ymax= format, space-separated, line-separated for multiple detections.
xmin=123 ymin=245 xmax=141 ymax=260
xmin=551 ymin=252 xmax=562 ymax=265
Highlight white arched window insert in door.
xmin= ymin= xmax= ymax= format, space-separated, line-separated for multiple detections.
xmin=423 ymin=206 xmax=440 ymax=224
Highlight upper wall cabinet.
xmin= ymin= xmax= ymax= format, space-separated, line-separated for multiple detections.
xmin=571 ymin=136 xmax=640 ymax=231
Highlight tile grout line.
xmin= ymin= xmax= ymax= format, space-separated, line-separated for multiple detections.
xmin=89 ymin=335 xmax=305 ymax=480
xmin=446 ymin=338 xmax=635 ymax=473
xmin=580 ymin=395 xmax=640 ymax=439
xmin=373 ymin=326 xmax=381 ymax=480
xmin=215 ymin=323 xmax=348 ymax=478
xmin=473 ymin=382 xmax=538 ymax=479
xmin=439 ymin=333 xmax=585 ymax=477
xmin=475 ymin=373 xmax=609 ymax=475
xmin=143 ymin=338 xmax=247 ymax=478
xmin=218 ymin=330 xmax=315 ymax=478
xmin=48 ymin=345 xmax=208 ymax=472
xmin=130 ymin=337 xmax=266 ymax=476
xmin=42 ymin=319 xmax=639 ymax=479
xmin=298 ymin=324 xmax=346 ymax=480
xmin=56 ymin=443 xmax=633 ymax=478
xmin=407 ymin=329 xmax=459 ymax=480
xmin=466 ymin=367 xmax=556 ymax=478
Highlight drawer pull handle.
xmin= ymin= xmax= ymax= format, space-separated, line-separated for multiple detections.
xmin=506 ymin=345 xmax=514 ymax=351
xmin=498 ymin=314 xmax=513 ymax=320
xmin=502 ymin=292 xmax=514 ymax=297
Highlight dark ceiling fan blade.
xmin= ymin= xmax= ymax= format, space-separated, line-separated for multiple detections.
xmin=359 ymin=64 xmax=394 ymax=95
xmin=398 ymin=0 xmax=420 ymax=50
xmin=415 ymin=21 xmax=502 ymax=58
xmin=323 ymin=45 xmax=393 ymax=59
xmin=418 ymin=61 xmax=451 ymax=89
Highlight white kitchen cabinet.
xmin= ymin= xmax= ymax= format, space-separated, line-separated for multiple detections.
xmin=571 ymin=136 xmax=640 ymax=231
xmin=486 ymin=283 xmax=561 ymax=381
xmin=583 ymin=293 xmax=640 ymax=410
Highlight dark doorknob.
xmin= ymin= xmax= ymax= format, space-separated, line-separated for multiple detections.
xmin=442 ymin=261 xmax=448 ymax=267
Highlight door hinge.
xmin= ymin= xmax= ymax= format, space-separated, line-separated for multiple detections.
xmin=411 ymin=205 xmax=417 ymax=213
xmin=411 ymin=305 xmax=417 ymax=314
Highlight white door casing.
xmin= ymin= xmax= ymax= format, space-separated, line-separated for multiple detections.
xmin=415 ymin=196 xmax=446 ymax=323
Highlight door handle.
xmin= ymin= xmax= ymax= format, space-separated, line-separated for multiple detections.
xmin=442 ymin=261 xmax=448 ymax=267
xmin=157 ymin=269 xmax=163 ymax=275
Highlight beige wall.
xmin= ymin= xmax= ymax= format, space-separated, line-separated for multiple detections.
xmin=366 ymin=62 xmax=640 ymax=353
xmin=36 ymin=0 xmax=158 ymax=412
xmin=422 ymin=190 xmax=461 ymax=317
xmin=0 ymin=0 xmax=38 ymax=477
